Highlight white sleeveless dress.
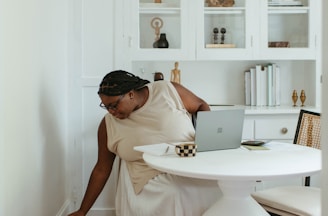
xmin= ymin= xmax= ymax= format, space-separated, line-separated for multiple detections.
xmin=105 ymin=81 xmax=222 ymax=216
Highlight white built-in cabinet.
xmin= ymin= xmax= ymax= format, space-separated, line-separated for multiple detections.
xmin=119 ymin=0 xmax=321 ymax=170
xmin=116 ymin=1 xmax=322 ymax=189
xmin=125 ymin=0 xmax=319 ymax=61
xmin=120 ymin=0 xmax=321 ymax=109
xmin=119 ymin=0 xmax=321 ymax=136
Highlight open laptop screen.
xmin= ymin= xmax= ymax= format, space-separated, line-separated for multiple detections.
xmin=195 ymin=109 xmax=245 ymax=152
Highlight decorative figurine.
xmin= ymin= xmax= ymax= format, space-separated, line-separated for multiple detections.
xmin=213 ymin=27 xmax=219 ymax=44
xmin=154 ymin=72 xmax=164 ymax=81
xmin=170 ymin=61 xmax=181 ymax=84
xmin=220 ymin=27 xmax=226 ymax=44
xmin=292 ymin=90 xmax=298 ymax=107
xmin=300 ymin=90 xmax=306 ymax=107
xmin=151 ymin=17 xmax=163 ymax=48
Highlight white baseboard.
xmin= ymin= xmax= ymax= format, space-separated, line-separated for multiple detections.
xmin=56 ymin=199 xmax=71 ymax=216
xmin=88 ymin=208 xmax=116 ymax=216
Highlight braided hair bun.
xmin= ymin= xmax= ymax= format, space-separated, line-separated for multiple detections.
xmin=98 ymin=70 xmax=150 ymax=96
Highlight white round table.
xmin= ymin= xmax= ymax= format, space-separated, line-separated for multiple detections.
xmin=143 ymin=142 xmax=321 ymax=216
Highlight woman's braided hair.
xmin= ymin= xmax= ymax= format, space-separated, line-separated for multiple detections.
xmin=98 ymin=70 xmax=150 ymax=96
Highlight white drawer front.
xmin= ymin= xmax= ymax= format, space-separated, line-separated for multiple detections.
xmin=255 ymin=118 xmax=298 ymax=140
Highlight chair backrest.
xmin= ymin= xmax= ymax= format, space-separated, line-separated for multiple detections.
xmin=293 ymin=109 xmax=321 ymax=149
xmin=293 ymin=109 xmax=321 ymax=186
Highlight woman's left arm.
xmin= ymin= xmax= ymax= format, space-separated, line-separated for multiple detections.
xmin=171 ymin=82 xmax=210 ymax=114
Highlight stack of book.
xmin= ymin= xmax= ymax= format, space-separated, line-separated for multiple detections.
xmin=244 ymin=63 xmax=280 ymax=106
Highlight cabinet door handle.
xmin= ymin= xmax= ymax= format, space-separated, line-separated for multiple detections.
xmin=281 ymin=127 xmax=288 ymax=134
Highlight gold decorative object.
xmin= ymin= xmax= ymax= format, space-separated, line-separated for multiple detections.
xmin=151 ymin=17 xmax=163 ymax=42
xmin=300 ymin=90 xmax=306 ymax=107
xmin=292 ymin=90 xmax=298 ymax=107
xmin=154 ymin=0 xmax=162 ymax=3
xmin=206 ymin=0 xmax=235 ymax=7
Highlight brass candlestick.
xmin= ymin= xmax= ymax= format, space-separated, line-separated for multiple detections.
xmin=292 ymin=90 xmax=298 ymax=107
xmin=300 ymin=90 xmax=306 ymax=107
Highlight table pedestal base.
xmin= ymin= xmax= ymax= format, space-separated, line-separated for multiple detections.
xmin=203 ymin=180 xmax=269 ymax=216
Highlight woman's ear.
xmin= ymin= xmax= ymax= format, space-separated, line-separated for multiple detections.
xmin=128 ymin=91 xmax=134 ymax=99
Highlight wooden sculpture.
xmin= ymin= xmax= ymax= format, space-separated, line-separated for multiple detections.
xmin=170 ymin=62 xmax=181 ymax=84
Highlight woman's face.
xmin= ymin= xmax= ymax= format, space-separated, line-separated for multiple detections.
xmin=99 ymin=92 xmax=134 ymax=119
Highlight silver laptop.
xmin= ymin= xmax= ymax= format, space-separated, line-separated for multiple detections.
xmin=195 ymin=109 xmax=245 ymax=152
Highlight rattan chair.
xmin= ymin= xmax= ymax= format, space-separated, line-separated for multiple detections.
xmin=251 ymin=109 xmax=321 ymax=216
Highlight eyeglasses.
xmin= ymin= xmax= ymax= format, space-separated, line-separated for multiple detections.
xmin=99 ymin=94 xmax=125 ymax=111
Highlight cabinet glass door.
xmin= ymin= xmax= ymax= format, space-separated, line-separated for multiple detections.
xmin=196 ymin=0 xmax=253 ymax=60
xmin=129 ymin=0 xmax=193 ymax=61
xmin=259 ymin=0 xmax=317 ymax=59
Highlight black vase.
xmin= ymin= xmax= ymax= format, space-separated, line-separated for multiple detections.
xmin=157 ymin=33 xmax=169 ymax=48
xmin=153 ymin=40 xmax=158 ymax=48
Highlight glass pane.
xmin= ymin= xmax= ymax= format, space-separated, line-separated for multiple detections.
xmin=139 ymin=0 xmax=181 ymax=49
xmin=203 ymin=0 xmax=246 ymax=49
xmin=268 ymin=0 xmax=309 ymax=48
xmin=204 ymin=13 xmax=245 ymax=48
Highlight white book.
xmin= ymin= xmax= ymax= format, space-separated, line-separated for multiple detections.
xmin=255 ymin=64 xmax=264 ymax=106
xmin=255 ymin=65 xmax=261 ymax=106
xmin=256 ymin=65 xmax=262 ymax=106
xmin=275 ymin=66 xmax=281 ymax=106
xmin=250 ymin=67 xmax=256 ymax=106
xmin=267 ymin=64 xmax=273 ymax=106
xmin=245 ymin=71 xmax=251 ymax=106
xmin=272 ymin=63 xmax=277 ymax=106
xmin=261 ymin=66 xmax=268 ymax=106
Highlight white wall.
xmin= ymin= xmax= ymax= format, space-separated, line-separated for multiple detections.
xmin=321 ymin=1 xmax=328 ymax=215
xmin=0 ymin=0 xmax=70 ymax=215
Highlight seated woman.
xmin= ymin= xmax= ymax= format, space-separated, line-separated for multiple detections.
xmin=68 ymin=70 xmax=221 ymax=216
